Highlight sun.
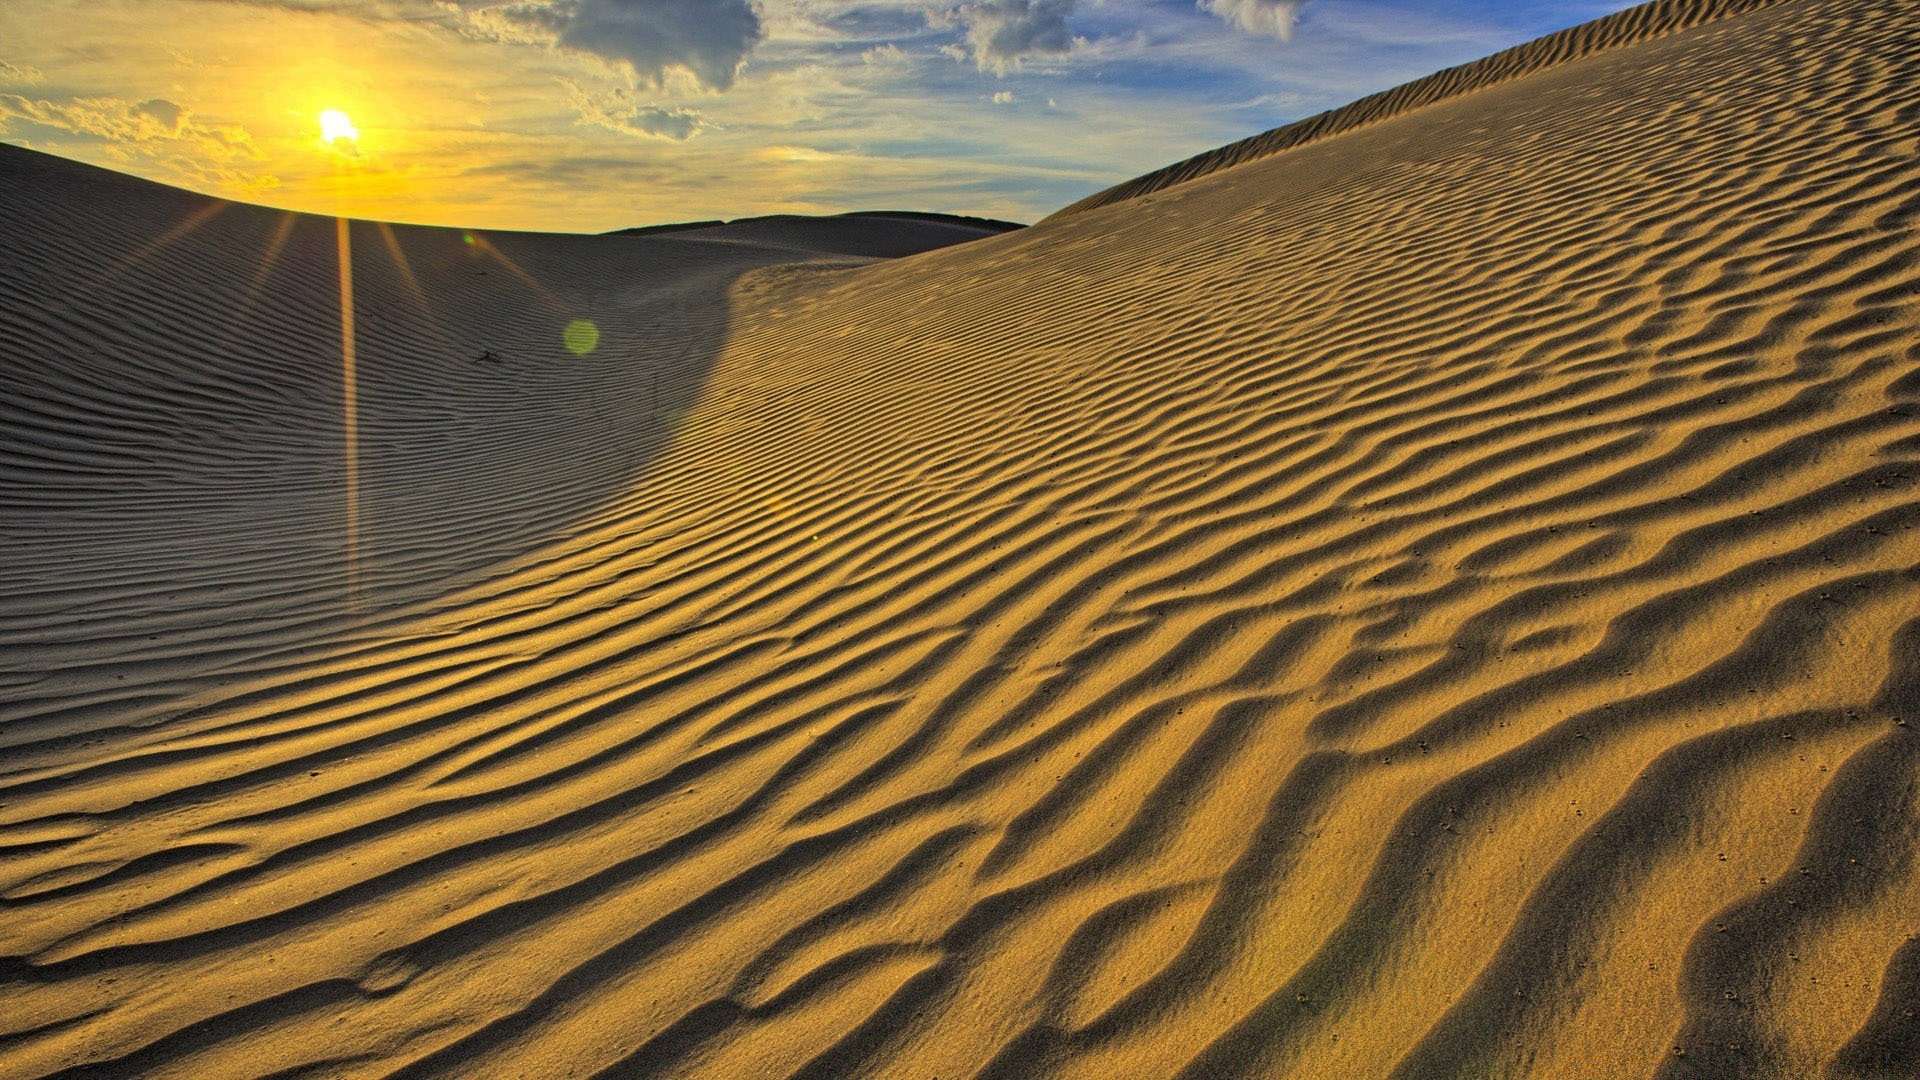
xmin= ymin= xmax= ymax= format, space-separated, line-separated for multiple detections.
xmin=319 ymin=108 xmax=359 ymax=148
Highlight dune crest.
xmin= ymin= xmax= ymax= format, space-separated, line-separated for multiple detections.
xmin=4 ymin=0 xmax=1920 ymax=1076
xmin=1048 ymin=0 xmax=1795 ymax=220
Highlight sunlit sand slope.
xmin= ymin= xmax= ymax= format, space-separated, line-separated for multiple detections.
xmin=3 ymin=0 xmax=1919 ymax=1076
xmin=1048 ymin=0 xmax=1794 ymax=220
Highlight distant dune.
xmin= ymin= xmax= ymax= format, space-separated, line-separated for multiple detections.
xmin=3 ymin=0 xmax=1919 ymax=1077
xmin=609 ymin=212 xmax=1024 ymax=251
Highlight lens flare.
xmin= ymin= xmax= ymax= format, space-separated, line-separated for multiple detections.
xmin=563 ymin=319 xmax=601 ymax=355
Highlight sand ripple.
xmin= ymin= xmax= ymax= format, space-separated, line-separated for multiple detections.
xmin=3 ymin=0 xmax=1918 ymax=1075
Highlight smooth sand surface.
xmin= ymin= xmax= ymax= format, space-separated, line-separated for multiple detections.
xmin=3 ymin=0 xmax=1918 ymax=1075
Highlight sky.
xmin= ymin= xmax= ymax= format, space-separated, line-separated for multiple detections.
xmin=0 ymin=0 xmax=1641 ymax=232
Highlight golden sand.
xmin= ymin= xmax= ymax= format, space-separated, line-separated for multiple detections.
xmin=2 ymin=0 xmax=1917 ymax=1075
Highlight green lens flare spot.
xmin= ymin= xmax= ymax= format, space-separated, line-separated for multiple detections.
xmin=563 ymin=319 xmax=601 ymax=355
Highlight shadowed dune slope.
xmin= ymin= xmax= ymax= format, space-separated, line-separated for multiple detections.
xmin=3 ymin=0 xmax=1920 ymax=1076
xmin=0 ymin=145 xmax=1002 ymax=759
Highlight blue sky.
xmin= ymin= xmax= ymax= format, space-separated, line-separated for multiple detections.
xmin=0 ymin=0 xmax=1640 ymax=231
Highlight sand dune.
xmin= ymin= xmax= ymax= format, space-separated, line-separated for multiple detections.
xmin=1048 ymin=0 xmax=1799 ymax=220
xmin=0 ymin=148 xmax=1003 ymax=760
xmin=3 ymin=0 xmax=1919 ymax=1076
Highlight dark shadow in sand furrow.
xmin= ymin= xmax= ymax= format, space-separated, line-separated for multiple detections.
xmin=0 ymin=142 xmax=1009 ymax=755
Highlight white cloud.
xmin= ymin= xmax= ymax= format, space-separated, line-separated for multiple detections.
xmin=992 ymin=90 xmax=1012 ymax=104
xmin=1199 ymin=0 xmax=1309 ymax=40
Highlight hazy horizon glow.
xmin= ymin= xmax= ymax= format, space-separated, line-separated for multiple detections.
xmin=1 ymin=0 xmax=1639 ymax=232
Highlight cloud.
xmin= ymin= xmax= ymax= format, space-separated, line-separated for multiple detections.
xmin=947 ymin=0 xmax=1078 ymax=74
xmin=565 ymin=80 xmax=705 ymax=139
xmin=0 ymin=93 xmax=259 ymax=154
xmin=207 ymin=0 xmax=766 ymax=90
xmin=1198 ymin=0 xmax=1308 ymax=40
xmin=619 ymin=105 xmax=702 ymax=139
xmin=467 ymin=0 xmax=763 ymax=90
xmin=133 ymin=98 xmax=186 ymax=134
xmin=992 ymin=90 xmax=1012 ymax=104
xmin=0 ymin=92 xmax=276 ymax=195
xmin=0 ymin=60 xmax=46 ymax=85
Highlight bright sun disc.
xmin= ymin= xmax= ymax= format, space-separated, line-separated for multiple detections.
xmin=319 ymin=109 xmax=358 ymax=145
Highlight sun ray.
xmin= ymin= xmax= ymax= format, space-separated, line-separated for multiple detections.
xmin=93 ymin=201 xmax=228 ymax=289
xmin=225 ymin=211 xmax=298 ymax=333
xmin=244 ymin=213 xmax=299 ymax=307
xmin=192 ymin=211 xmax=302 ymax=370
xmin=335 ymin=215 xmax=361 ymax=615
xmin=42 ymin=202 xmax=230 ymax=326
xmin=462 ymin=230 xmax=571 ymax=313
xmin=375 ymin=220 xmax=448 ymax=351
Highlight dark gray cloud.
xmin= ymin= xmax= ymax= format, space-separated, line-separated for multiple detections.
xmin=819 ymin=5 xmax=941 ymax=41
xmin=483 ymin=0 xmax=762 ymax=89
xmin=133 ymin=97 xmax=185 ymax=132
xmin=186 ymin=0 xmax=762 ymax=90
xmin=951 ymin=0 xmax=1076 ymax=73
xmin=623 ymin=104 xmax=701 ymax=138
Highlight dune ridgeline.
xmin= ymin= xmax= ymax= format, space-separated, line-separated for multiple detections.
xmin=2 ymin=0 xmax=1918 ymax=1076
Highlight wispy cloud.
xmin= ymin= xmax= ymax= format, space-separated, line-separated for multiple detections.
xmin=565 ymin=80 xmax=705 ymax=139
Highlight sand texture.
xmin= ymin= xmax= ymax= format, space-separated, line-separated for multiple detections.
xmin=1047 ymin=0 xmax=1797 ymax=221
xmin=3 ymin=0 xmax=1920 ymax=1075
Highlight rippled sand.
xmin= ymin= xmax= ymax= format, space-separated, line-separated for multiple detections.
xmin=3 ymin=0 xmax=1918 ymax=1075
